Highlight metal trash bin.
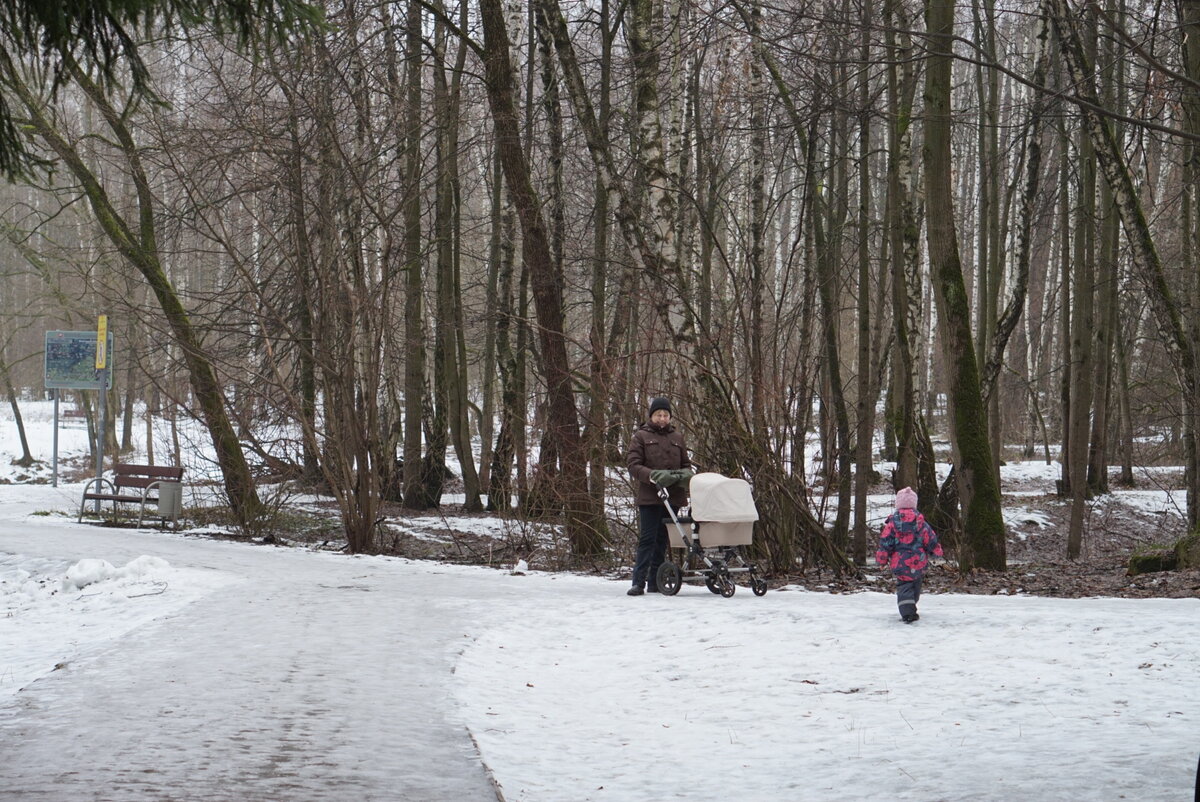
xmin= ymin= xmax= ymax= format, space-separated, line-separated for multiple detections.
xmin=157 ymin=481 xmax=183 ymax=521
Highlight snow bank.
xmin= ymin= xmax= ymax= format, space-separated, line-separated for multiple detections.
xmin=1 ymin=551 xmax=235 ymax=699
xmin=60 ymin=555 xmax=173 ymax=591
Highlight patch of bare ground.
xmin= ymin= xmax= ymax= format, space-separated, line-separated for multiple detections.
xmin=373 ymin=506 xmax=568 ymax=567
xmin=181 ymin=467 xmax=1200 ymax=599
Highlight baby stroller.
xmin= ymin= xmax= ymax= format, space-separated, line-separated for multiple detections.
xmin=655 ymin=472 xmax=768 ymax=597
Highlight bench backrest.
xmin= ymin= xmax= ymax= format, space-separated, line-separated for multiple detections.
xmin=113 ymin=464 xmax=184 ymax=491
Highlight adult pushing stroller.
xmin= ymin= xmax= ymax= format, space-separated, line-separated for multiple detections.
xmin=654 ymin=472 xmax=767 ymax=597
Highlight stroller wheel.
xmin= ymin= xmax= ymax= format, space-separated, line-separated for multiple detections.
xmin=705 ymin=576 xmax=723 ymax=595
xmin=719 ymin=577 xmax=736 ymax=598
xmin=656 ymin=562 xmax=683 ymax=596
xmin=751 ymin=577 xmax=768 ymax=597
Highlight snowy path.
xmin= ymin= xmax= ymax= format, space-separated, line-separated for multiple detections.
xmin=0 ymin=497 xmax=500 ymax=801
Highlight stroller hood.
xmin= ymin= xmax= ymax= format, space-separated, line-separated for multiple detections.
xmin=689 ymin=473 xmax=759 ymax=522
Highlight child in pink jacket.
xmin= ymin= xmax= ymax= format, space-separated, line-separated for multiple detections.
xmin=876 ymin=487 xmax=943 ymax=623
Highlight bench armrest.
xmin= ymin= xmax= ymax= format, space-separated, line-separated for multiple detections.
xmin=81 ymin=477 xmax=115 ymax=497
xmin=79 ymin=477 xmax=116 ymax=524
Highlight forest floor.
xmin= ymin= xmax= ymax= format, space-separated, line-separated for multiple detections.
xmin=358 ymin=465 xmax=1200 ymax=602
xmin=44 ymin=456 xmax=1200 ymax=601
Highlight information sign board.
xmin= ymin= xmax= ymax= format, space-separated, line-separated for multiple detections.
xmin=45 ymin=330 xmax=114 ymax=390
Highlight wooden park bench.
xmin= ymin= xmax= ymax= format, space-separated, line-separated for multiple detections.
xmin=78 ymin=463 xmax=184 ymax=529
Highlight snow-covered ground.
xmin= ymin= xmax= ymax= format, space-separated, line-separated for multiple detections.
xmin=2 ymin=400 xmax=1199 ymax=799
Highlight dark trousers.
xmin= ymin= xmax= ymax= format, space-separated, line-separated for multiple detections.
xmin=896 ymin=574 xmax=923 ymax=616
xmin=633 ymin=503 xmax=673 ymax=590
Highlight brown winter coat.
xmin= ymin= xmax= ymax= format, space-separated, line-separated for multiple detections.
xmin=627 ymin=423 xmax=691 ymax=506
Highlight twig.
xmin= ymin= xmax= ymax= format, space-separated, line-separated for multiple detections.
xmin=126 ymin=582 xmax=168 ymax=598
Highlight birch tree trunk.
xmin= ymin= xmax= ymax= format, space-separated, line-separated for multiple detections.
xmin=488 ymin=199 xmax=518 ymax=513
xmin=628 ymin=0 xmax=687 ymax=341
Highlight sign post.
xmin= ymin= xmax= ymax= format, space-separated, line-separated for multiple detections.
xmin=51 ymin=389 xmax=59 ymax=487
xmin=94 ymin=316 xmax=108 ymax=505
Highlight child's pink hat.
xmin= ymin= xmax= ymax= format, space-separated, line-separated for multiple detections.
xmin=896 ymin=487 xmax=918 ymax=510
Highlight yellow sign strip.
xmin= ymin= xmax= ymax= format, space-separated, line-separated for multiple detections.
xmin=95 ymin=315 xmax=108 ymax=369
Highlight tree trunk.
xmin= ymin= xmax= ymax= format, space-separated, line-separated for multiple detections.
xmin=402 ymin=0 xmax=429 ymax=511
xmin=1114 ymin=310 xmax=1136 ymax=485
xmin=525 ymin=1 xmax=571 ymax=516
xmin=1181 ymin=0 xmax=1200 ymax=526
xmin=980 ymin=9 xmax=1051 ymax=406
xmin=479 ymin=0 xmax=605 ymax=556
xmin=1057 ymin=129 xmax=1072 ymax=495
xmin=488 ymin=200 xmax=518 ymax=514
xmin=481 ymin=150 xmax=502 ymax=496
xmin=434 ymin=10 xmax=482 ymax=512
xmin=0 ymin=346 xmax=34 ymax=467
xmin=971 ymin=0 xmax=1001 ymax=473
xmin=809 ymin=126 xmax=852 ymax=552
xmin=923 ymin=0 xmax=1006 ymax=571
xmin=852 ymin=0 xmax=874 ymax=566
xmin=883 ymin=0 xmax=937 ymax=510
xmin=425 ymin=25 xmax=454 ymax=512
xmin=748 ymin=0 xmax=767 ymax=436
xmin=1066 ymin=11 xmax=1098 ymax=560
xmin=580 ymin=0 xmax=618 ymax=527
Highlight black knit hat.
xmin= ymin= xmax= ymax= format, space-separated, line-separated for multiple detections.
xmin=648 ymin=397 xmax=672 ymax=416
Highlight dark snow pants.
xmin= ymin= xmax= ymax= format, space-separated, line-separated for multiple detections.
xmin=896 ymin=574 xmax=923 ymax=617
xmin=633 ymin=504 xmax=672 ymax=591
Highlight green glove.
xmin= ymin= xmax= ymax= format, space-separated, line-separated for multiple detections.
xmin=672 ymin=469 xmax=693 ymax=489
xmin=650 ymin=469 xmax=675 ymax=486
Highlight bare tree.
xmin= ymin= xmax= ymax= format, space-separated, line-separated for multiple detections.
xmin=923 ymin=0 xmax=1007 ymax=571
xmin=478 ymin=0 xmax=605 ymax=556
xmin=3 ymin=53 xmax=265 ymax=527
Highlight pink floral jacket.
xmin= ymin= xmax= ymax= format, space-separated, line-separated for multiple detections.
xmin=876 ymin=509 xmax=943 ymax=581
